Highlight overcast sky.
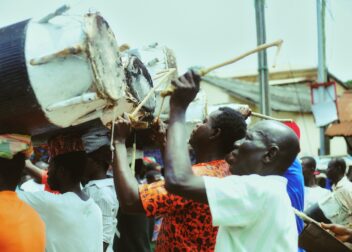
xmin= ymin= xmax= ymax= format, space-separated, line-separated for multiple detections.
xmin=1 ymin=0 xmax=351 ymax=81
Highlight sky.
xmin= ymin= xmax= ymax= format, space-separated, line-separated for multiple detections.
xmin=1 ymin=0 xmax=351 ymax=81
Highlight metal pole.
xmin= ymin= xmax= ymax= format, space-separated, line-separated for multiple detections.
xmin=255 ymin=0 xmax=270 ymax=115
xmin=316 ymin=0 xmax=328 ymax=155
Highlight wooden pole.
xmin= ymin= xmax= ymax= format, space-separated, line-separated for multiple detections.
xmin=160 ymin=39 xmax=283 ymax=98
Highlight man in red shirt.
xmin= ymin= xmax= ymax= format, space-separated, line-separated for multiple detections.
xmin=112 ymin=88 xmax=248 ymax=251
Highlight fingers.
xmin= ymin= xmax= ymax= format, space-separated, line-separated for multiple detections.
xmin=171 ymin=73 xmax=199 ymax=93
xmin=321 ymin=223 xmax=335 ymax=230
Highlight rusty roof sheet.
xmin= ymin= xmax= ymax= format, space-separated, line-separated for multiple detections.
xmin=337 ymin=91 xmax=352 ymax=122
xmin=326 ymin=122 xmax=352 ymax=137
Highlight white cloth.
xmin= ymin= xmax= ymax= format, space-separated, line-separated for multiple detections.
xmin=332 ymin=176 xmax=352 ymax=210
xmin=18 ymin=191 xmax=103 ymax=252
xmin=304 ymin=186 xmax=331 ymax=210
xmin=20 ymin=179 xmax=45 ymax=192
xmin=320 ymin=176 xmax=352 ymax=225
xmin=83 ymin=178 xmax=119 ymax=248
xmin=204 ymin=174 xmax=297 ymax=252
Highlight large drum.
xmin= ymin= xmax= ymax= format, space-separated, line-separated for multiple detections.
xmin=123 ymin=44 xmax=178 ymax=119
xmin=0 ymin=10 xmax=157 ymax=137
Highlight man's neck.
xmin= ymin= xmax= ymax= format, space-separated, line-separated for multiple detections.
xmin=59 ymin=183 xmax=89 ymax=201
xmin=90 ymin=170 xmax=107 ymax=181
xmin=306 ymin=176 xmax=317 ymax=187
xmin=333 ymin=175 xmax=345 ymax=186
xmin=0 ymin=186 xmax=15 ymax=191
xmin=194 ymin=145 xmax=227 ymax=163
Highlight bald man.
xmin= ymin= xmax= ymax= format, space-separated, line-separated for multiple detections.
xmin=164 ymin=71 xmax=299 ymax=252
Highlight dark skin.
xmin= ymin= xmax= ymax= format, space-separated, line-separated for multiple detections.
xmin=82 ymin=157 xmax=108 ymax=184
xmin=112 ymin=119 xmax=144 ymax=213
xmin=301 ymin=158 xmax=317 ymax=187
xmin=321 ymin=223 xmax=352 ymax=243
xmin=164 ymin=71 xmax=300 ymax=204
xmin=0 ymin=154 xmax=26 ymax=191
xmin=326 ymin=160 xmax=345 ymax=186
xmin=111 ymin=71 xmax=247 ymax=213
xmin=47 ymin=162 xmax=89 ymax=201
xmin=24 ymin=160 xmax=43 ymax=184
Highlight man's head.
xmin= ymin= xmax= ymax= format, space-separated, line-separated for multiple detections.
xmin=0 ymin=153 xmax=26 ymax=191
xmin=83 ymin=145 xmax=112 ymax=183
xmin=47 ymin=151 xmax=87 ymax=191
xmin=226 ymin=120 xmax=300 ymax=176
xmin=327 ymin=158 xmax=346 ymax=184
xmin=301 ymin=156 xmax=317 ymax=186
xmin=189 ymin=107 xmax=247 ymax=154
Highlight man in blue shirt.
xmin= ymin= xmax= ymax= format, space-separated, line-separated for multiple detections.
xmin=283 ymin=122 xmax=305 ymax=252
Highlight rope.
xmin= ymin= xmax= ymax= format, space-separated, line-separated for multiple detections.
xmin=130 ymin=133 xmax=137 ymax=177
xmin=251 ymin=112 xmax=292 ymax=122
xmin=110 ymin=106 xmax=117 ymax=151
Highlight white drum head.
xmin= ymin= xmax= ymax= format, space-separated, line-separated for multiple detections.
xmin=84 ymin=13 xmax=126 ymax=102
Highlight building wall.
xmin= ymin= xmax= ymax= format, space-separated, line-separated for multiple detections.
xmin=201 ymin=81 xmax=348 ymax=157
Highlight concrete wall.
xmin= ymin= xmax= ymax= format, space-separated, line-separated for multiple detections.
xmin=201 ymin=81 xmax=348 ymax=156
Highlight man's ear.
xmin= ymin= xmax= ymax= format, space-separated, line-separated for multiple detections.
xmin=209 ymin=128 xmax=221 ymax=140
xmin=262 ymin=145 xmax=279 ymax=164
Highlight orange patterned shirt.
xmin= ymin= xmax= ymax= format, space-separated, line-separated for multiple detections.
xmin=139 ymin=160 xmax=230 ymax=252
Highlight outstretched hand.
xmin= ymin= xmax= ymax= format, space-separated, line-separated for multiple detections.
xmin=170 ymin=70 xmax=201 ymax=110
xmin=113 ymin=114 xmax=132 ymax=143
xmin=321 ymin=223 xmax=352 ymax=243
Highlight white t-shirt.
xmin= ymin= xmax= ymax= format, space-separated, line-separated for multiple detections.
xmin=304 ymin=186 xmax=331 ymax=210
xmin=20 ymin=179 xmax=45 ymax=192
xmin=319 ymin=176 xmax=352 ymax=225
xmin=18 ymin=191 xmax=103 ymax=252
xmin=83 ymin=178 xmax=119 ymax=248
xmin=204 ymin=174 xmax=298 ymax=252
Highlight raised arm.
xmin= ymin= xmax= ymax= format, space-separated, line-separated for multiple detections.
xmin=112 ymin=117 xmax=144 ymax=213
xmin=164 ymin=71 xmax=208 ymax=203
xmin=24 ymin=160 xmax=43 ymax=183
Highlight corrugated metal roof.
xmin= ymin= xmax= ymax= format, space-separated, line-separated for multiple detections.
xmin=326 ymin=122 xmax=352 ymax=137
xmin=202 ymin=75 xmax=312 ymax=112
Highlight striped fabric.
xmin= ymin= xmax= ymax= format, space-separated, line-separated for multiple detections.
xmin=0 ymin=134 xmax=33 ymax=159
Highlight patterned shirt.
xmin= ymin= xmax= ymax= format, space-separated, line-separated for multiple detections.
xmin=139 ymin=160 xmax=230 ymax=252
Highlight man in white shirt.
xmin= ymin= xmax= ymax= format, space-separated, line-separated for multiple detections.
xmin=82 ymin=126 xmax=119 ymax=252
xmin=318 ymin=158 xmax=352 ymax=225
xmin=19 ymin=147 xmax=103 ymax=252
xmin=162 ymin=71 xmax=299 ymax=252
xmin=301 ymin=156 xmax=331 ymax=210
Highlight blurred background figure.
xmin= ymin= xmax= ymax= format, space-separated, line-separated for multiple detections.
xmin=20 ymin=160 xmax=48 ymax=192
xmin=81 ymin=125 xmax=119 ymax=252
xmin=301 ymin=156 xmax=331 ymax=211
xmin=307 ymin=158 xmax=352 ymax=226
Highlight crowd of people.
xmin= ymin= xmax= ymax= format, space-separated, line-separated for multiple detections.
xmin=1 ymin=71 xmax=352 ymax=251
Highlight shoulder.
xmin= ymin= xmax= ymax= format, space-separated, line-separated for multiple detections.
xmin=18 ymin=190 xmax=56 ymax=203
xmin=193 ymin=160 xmax=230 ymax=177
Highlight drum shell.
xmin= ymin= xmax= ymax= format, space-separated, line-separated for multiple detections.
xmin=0 ymin=19 xmax=53 ymax=135
xmin=0 ymin=14 xmax=130 ymax=136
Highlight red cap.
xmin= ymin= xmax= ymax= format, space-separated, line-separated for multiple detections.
xmin=283 ymin=121 xmax=301 ymax=140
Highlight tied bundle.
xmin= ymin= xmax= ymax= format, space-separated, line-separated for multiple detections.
xmin=0 ymin=134 xmax=33 ymax=159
